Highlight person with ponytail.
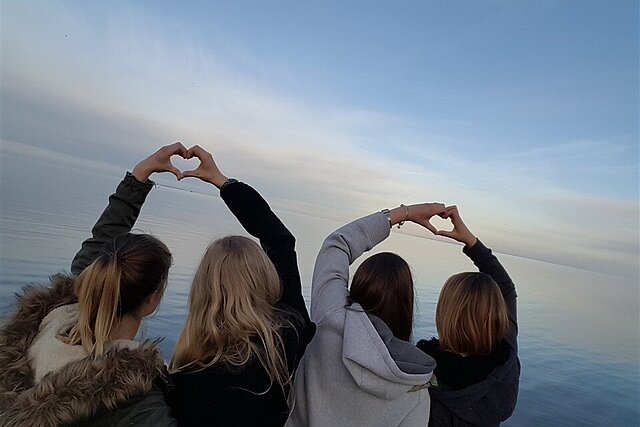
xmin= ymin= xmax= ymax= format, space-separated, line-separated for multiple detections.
xmin=0 ymin=143 xmax=188 ymax=426
xmin=167 ymin=145 xmax=315 ymax=427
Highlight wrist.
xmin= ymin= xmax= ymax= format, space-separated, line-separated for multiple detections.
xmin=211 ymin=174 xmax=229 ymax=189
xmin=388 ymin=205 xmax=409 ymax=226
xmin=131 ymin=164 xmax=152 ymax=182
xmin=463 ymin=235 xmax=478 ymax=247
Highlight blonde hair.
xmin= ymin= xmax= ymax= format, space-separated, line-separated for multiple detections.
xmin=67 ymin=234 xmax=172 ymax=356
xmin=436 ymin=272 xmax=509 ymax=356
xmin=170 ymin=236 xmax=291 ymax=388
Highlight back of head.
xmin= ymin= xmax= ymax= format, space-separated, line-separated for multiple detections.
xmin=349 ymin=252 xmax=415 ymax=341
xmin=69 ymin=233 xmax=172 ymax=356
xmin=436 ymin=272 xmax=509 ymax=356
xmin=171 ymin=236 xmax=290 ymax=386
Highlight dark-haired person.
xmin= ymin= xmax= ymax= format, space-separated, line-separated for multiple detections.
xmin=287 ymin=204 xmax=519 ymax=427
xmin=286 ymin=203 xmax=444 ymax=427
xmin=416 ymin=205 xmax=519 ymax=427
xmin=0 ymin=144 xmax=188 ymax=426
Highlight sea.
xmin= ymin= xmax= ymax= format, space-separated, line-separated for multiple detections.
xmin=1 ymin=142 xmax=638 ymax=426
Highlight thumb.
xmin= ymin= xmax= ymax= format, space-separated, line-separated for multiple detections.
xmin=181 ymin=169 xmax=200 ymax=179
xmin=416 ymin=219 xmax=436 ymax=234
xmin=168 ymin=165 xmax=183 ymax=180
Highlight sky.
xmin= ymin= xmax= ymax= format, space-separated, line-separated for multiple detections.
xmin=1 ymin=0 xmax=638 ymax=278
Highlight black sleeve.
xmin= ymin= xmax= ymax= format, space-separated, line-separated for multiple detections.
xmin=70 ymin=172 xmax=154 ymax=275
xmin=219 ymin=182 xmax=312 ymax=327
xmin=463 ymin=240 xmax=518 ymax=348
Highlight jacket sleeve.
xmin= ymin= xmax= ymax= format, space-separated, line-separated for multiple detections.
xmin=70 ymin=172 xmax=154 ymax=275
xmin=124 ymin=386 xmax=178 ymax=427
xmin=311 ymin=212 xmax=390 ymax=323
xmin=220 ymin=181 xmax=311 ymax=325
xmin=463 ymin=240 xmax=518 ymax=349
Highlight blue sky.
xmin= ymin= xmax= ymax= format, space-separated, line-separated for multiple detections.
xmin=1 ymin=1 xmax=638 ymax=277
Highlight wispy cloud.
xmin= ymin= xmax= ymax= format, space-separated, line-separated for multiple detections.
xmin=1 ymin=2 xmax=638 ymax=279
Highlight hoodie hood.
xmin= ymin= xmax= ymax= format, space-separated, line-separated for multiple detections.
xmin=0 ymin=275 xmax=168 ymax=427
xmin=429 ymin=347 xmax=520 ymax=425
xmin=342 ymin=304 xmax=435 ymax=399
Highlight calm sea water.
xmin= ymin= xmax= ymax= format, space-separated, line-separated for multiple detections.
xmin=1 ymin=143 xmax=639 ymax=426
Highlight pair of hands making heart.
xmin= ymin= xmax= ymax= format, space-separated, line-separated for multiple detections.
xmin=387 ymin=202 xmax=478 ymax=247
xmin=132 ymin=142 xmax=229 ymax=189
xmin=133 ymin=143 xmax=478 ymax=248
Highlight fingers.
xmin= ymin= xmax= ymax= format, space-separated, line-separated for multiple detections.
xmin=430 ymin=203 xmax=446 ymax=215
xmin=164 ymin=142 xmax=189 ymax=158
xmin=439 ymin=205 xmax=457 ymax=219
xmin=181 ymin=169 xmax=200 ymax=179
xmin=186 ymin=144 xmax=211 ymax=160
xmin=167 ymin=165 xmax=183 ymax=180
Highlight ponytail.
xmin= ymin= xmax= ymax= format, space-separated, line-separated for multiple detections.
xmin=68 ymin=256 xmax=122 ymax=356
xmin=67 ymin=233 xmax=172 ymax=357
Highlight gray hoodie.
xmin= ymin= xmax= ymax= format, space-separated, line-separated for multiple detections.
xmin=287 ymin=212 xmax=436 ymax=427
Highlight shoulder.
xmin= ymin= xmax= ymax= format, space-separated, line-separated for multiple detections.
xmin=0 ymin=343 xmax=169 ymax=426
xmin=91 ymin=384 xmax=176 ymax=427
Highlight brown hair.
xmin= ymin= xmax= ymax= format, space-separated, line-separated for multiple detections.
xmin=349 ymin=252 xmax=415 ymax=341
xmin=67 ymin=233 xmax=172 ymax=356
xmin=170 ymin=236 xmax=291 ymax=388
xmin=436 ymin=272 xmax=509 ymax=356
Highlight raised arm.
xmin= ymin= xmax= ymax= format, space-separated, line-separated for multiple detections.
xmin=180 ymin=145 xmax=311 ymax=322
xmin=70 ymin=143 xmax=188 ymax=275
xmin=223 ymin=182 xmax=308 ymax=320
xmin=311 ymin=213 xmax=389 ymax=322
xmin=436 ymin=206 xmax=518 ymax=347
xmin=311 ymin=203 xmax=446 ymax=322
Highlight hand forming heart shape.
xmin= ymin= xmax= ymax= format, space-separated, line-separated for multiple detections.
xmin=132 ymin=142 xmax=226 ymax=187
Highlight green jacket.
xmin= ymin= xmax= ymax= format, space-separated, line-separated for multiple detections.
xmin=0 ymin=173 xmax=176 ymax=427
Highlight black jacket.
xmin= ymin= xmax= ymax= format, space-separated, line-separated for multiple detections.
xmin=417 ymin=241 xmax=520 ymax=427
xmin=168 ymin=181 xmax=316 ymax=427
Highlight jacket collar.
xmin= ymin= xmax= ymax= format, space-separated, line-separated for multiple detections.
xmin=0 ymin=274 xmax=167 ymax=426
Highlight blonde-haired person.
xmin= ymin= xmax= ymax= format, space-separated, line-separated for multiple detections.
xmin=167 ymin=146 xmax=315 ymax=427
xmin=0 ymin=144 xmax=188 ymax=426
xmin=416 ymin=206 xmax=519 ymax=426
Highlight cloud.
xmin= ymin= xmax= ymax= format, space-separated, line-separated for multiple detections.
xmin=1 ymin=2 xmax=638 ymax=279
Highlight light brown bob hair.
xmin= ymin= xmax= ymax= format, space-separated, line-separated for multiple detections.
xmin=436 ymin=272 xmax=509 ymax=355
xmin=349 ymin=252 xmax=415 ymax=341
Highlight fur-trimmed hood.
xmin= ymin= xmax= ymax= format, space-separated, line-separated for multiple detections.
xmin=0 ymin=274 xmax=170 ymax=426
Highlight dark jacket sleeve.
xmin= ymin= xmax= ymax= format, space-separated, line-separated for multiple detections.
xmin=464 ymin=240 xmax=518 ymax=349
xmin=70 ymin=172 xmax=154 ymax=275
xmin=219 ymin=181 xmax=311 ymax=327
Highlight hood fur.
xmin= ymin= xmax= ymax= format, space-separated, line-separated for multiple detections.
xmin=0 ymin=275 xmax=167 ymax=426
xmin=0 ymin=274 xmax=77 ymax=405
